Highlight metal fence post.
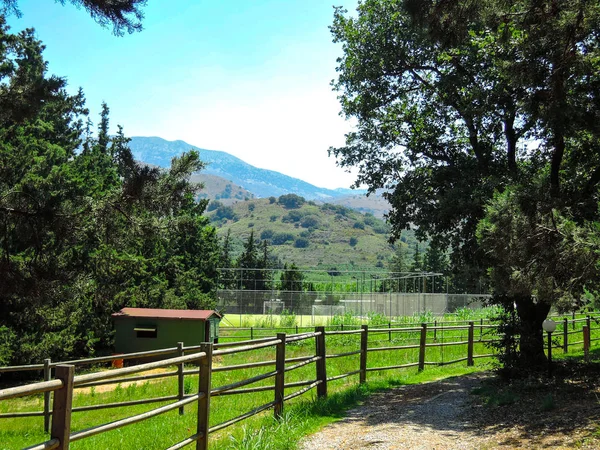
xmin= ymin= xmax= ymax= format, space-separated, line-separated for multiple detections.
xmin=315 ymin=326 xmax=327 ymax=398
xmin=467 ymin=321 xmax=474 ymax=366
xmin=360 ymin=325 xmax=368 ymax=383
xmin=177 ymin=342 xmax=185 ymax=415
xmin=44 ymin=358 xmax=51 ymax=433
xmin=274 ymin=333 xmax=286 ymax=419
xmin=563 ymin=318 xmax=568 ymax=353
xmin=418 ymin=323 xmax=427 ymax=372
xmin=196 ymin=343 xmax=213 ymax=450
xmin=51 ymin=365 xmax=74 ymax=450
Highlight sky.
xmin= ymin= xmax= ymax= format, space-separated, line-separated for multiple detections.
xmin=7 ymin=0 xmax=361 ymax=190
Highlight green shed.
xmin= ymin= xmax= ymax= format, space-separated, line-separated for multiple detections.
xmin=112 ymin=308 xmax=222 ymax=356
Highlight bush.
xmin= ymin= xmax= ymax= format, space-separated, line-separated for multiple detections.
xmin=349 ymin=237 xmax=358 ymax=247
xmin=248 ymin=203 xmax=255 ymax=212
xmin=260 ymin=229 xmax=275 ymax=240
xmin=214 ymin=206 xmax=236 ymax=221
xmin=278 ymin=194 xmax=305 ymax=209
xmin=294 ymin=238 xmax=309 ymax=248
xmin=301 ymin=216 xmax=319 ymax=228
xmin=206 ymin=200 xmax=223 ymax=212
xmin=353 ymin=221 xmax=365 ymax=229
xmin=271 ymin=232 xmax=295 ymax=245
xmin=282 ymin=210 xmax=304 ymax=223
xmin=268 ymin=196 xmax=277 ymax=204
xmin=270 ymin=215 xmax=278 ymax=222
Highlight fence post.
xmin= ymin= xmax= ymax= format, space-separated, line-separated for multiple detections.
xmin=315 ymin=326 xmax=327 ymax=398
xmin=196 ymin=343 xmax=213 ymax=450
xmin=433 ymin=320 xmax=437 ymax=341
xmin=51 ymin=365 xmax=74 ymax=450
xmin=586 ymin=315 xmax=591 ymax=338
xmin=480 ymin=318 xmax=483 ymax=341
xmin=251 ymin=327 xmax=254 ymax=340
xmin=572 ymin=311 xmax=576 ymax=330
xmin=563 ymin=318 xmax=568 ymax=353
xmin=388 ymin=322 xmax=392 ymax=342
xmin=44 ymin=358 xmax=51 ymax=433
xmin=583 ymin=326 xmax=590 ymax=363
xmin=360 ymin=325 xmax=368 ymax=383
xmin=274 ymin=333 xmax=286 ymax=419
xmin=177 ymin=342 xmax=185 ymax=415
xmin=418 ymin=323 xmax=427 ymax=372
xmin=467 ymin=321 xmax=474 ymax=366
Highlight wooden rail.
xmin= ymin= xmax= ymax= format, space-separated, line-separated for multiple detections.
xmin=1 ymin=315 xmax=598 ymax=449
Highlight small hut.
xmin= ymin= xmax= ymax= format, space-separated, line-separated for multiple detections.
xmin=112 ymin=308 xmax=222 ymax=355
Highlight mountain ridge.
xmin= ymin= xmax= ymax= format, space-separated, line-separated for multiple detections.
xmin=128 ymin=136 xmax=364 ymax=200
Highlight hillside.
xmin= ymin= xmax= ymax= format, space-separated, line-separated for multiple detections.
xmin=191 ymin=173 xmax=255 ymax=205
xmin=208 ymin=196 xmax=419 ymax=269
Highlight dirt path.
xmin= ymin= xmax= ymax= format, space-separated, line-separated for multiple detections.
xmin=299 ymin=372 xmax=600 ymax=450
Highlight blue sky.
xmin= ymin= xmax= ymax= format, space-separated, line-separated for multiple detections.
xmin=8 ymin=0 xmax=360 ymax=189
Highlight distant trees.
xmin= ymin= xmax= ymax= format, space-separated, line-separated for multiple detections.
xmin=279 ymin=263 xmax=304 ymax=291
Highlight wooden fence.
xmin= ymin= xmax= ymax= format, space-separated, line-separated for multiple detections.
xmin=0 ymin=315 xmax=598 ymax=450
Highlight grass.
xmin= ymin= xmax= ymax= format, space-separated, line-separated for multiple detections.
xmin=2 ymin=314 xmax=598 ymax=450
xmin=1 ymin=327 xmax=492 ymax=450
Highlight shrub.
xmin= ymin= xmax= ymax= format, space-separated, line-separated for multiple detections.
xmin=206 ymin=200 xmax=223 ymax=212
xmin=349 ymin=237 xmax=358 ymax=247
xmin=294 ymin=238 xmax=309 ymax=248
xmin=268 ymin=196 xmax=277 ymax=204
xmin=214 ymin=206 xmax=236 ymax=221
xmin=282 ymin=210 xmax=304 ymax=223
xmin=271 ymin=232 xmax=295 ymax=245
xmin=248 ymin=203 xmax=255 ymax=212
xmin=277 ymin=194 xmax=305 ymax=209
xmin=353 ymin=221 xmax=365 ymax=229
xmin=301 ymin=216 xmax=319 ymax=228
xmin=260 ymin=229 xmax=275 ymax=240
xmin=270 ymin=215 xmax=278 ymax=222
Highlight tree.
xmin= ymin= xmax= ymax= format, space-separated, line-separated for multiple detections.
xmin=330 ymin=0 xmax=600 ymax=368
xmin=279 ymin=263 xmax=304 ymax=292
xmin=2 ymin=0 xmax=147 ymax=35
xmin=423 ymin=241 xmax=448 ymax=293
xmin=237 ymin=231 xmax=259 ymax=290
xmin=277 ymin=194 xmax=305 ymax=209
xmin=0 ymin=20 xmax=220 ymax=365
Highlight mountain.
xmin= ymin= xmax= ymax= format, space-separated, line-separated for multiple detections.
xmin=128 ymin=136 xmax=363 ymax=201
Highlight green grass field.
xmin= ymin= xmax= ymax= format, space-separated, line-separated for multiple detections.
xmin=1 ymin=314 xmax=597 ymax=450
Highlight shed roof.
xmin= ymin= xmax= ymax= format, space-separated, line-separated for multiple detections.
xmin=112 ymin=308 xmax=222 ymax=320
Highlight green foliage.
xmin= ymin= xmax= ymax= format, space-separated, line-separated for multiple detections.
xmin=2 ymin=0 xmax=148 ymax=36
xmin=301 ymin=215 xmax=319 ymax=229
xmin=294 ymin=238 xmax=309 ymax=248
xmin=271 ymin=232 xmax=295 ymax=245
xmin=353 ymin=221 xmax=365 ymax=230
xmin=0 ymin=21 xmax=220 ymax=365
xmin=349 ymin=237 xmax=358 ymax=247
xmin=277 ymin=194 xmax=305 ymax=209
xmin=330 ymin=0 xmax=600 ymax=369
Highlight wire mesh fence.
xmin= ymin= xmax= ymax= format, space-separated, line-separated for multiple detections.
xmin=216 ymin=289 xmax=491 ymax=325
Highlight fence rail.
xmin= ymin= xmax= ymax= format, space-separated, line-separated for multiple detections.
xmin=1 ymin=314 xmax=598 ymax=450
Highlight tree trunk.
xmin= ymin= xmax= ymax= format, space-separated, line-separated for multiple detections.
xmin=515 ymin=296 xmax=551 ymax=367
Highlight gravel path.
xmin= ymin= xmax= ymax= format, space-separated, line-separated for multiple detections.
xmin=299 ymin=372 xmax=600 ymax=450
